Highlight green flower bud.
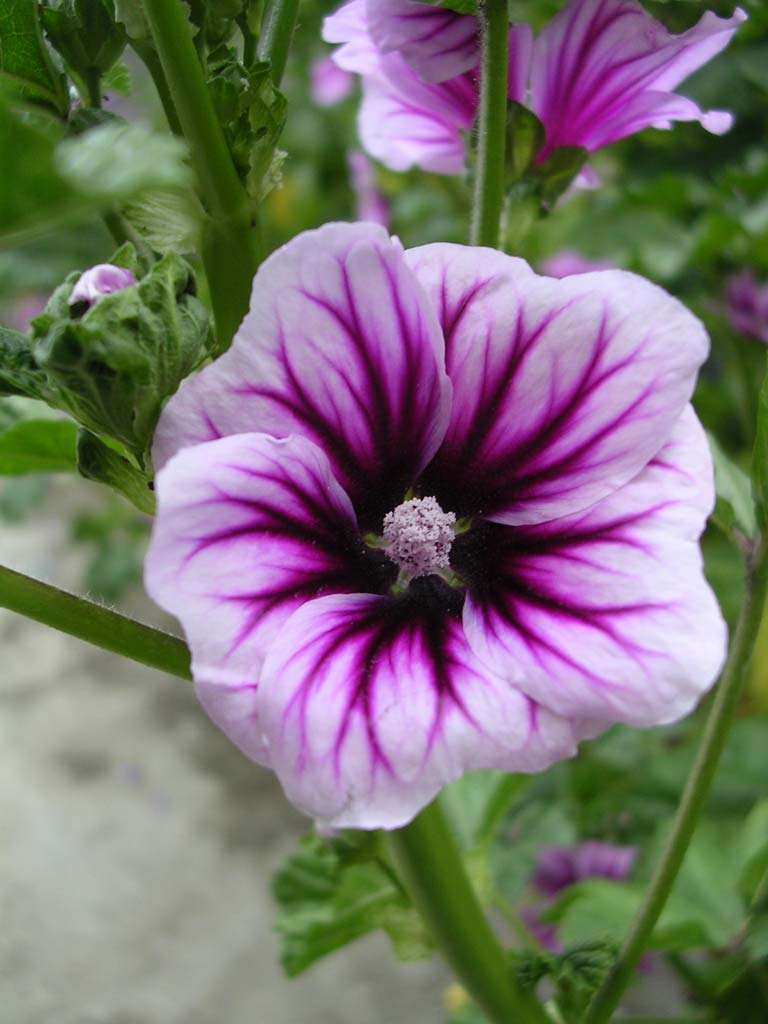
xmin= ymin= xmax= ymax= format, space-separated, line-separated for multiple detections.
xmin=41 ymin=0 xmax=127 ymax=81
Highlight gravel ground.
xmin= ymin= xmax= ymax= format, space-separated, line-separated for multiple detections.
xmin=0 ymin=479 xmax=446 ymax=1024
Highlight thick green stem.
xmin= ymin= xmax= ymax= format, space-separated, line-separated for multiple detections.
xmin=134 ymin=44 xmax=183 ymax=136
xmin=84 ymin=67 xmax=102 ymax=108
xmin=256 ymin=0 xmax=300 ymax=85
xmin=141 ymin=0 xmax=260 ymax=348
xmin=0 ymin=564 xmax=191 ymax=680
xmin=585 ymin=540 xmax=768 ymax=1023
xmin=469 ymin=0 xmax=509 ymax=248
xmin=388 ymin=800 xmax=550 ymax=1024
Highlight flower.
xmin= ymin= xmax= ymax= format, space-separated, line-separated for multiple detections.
xmin=69 ymin=264 xmax=137 ymax=307
xmin=724 ymin=271 xmax=768 ymax=344
xmin=145 ymin=222 xmax=725 ymax=829
xmin=540 ymin=251 xmax=616 ymax=278
xmin=525 ymin=841 xmax=637 ymax=951
xmin=310 ymin=56 xmax=355 ymax=107
xmin=323 ymin=0 xmax=745 ymax=177
xmin=347 ymin=149 xmax=390 ymax=226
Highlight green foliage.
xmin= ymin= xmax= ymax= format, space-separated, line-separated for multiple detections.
xmin=207 ymin=48 xmax=287 ymax=202
xmin=708 ymin=430 xmax=756 ymax=541
xmin=752 ymin=355 xmax=768 ymax=532
xmin=0 ymin=99 xmax=192 ymax=245
xmin=0 ymin=0 xmax=68 ymax=112
xmin=421 ymin=0 xmax=478 ymax=12
xmin=76 ymin=430 xmax=154 ymax=513
xmin=272 ymin=833 xmax=432 ymax=976
xmin=26 ymin=246 xmax=211 ymax=466
xmin=40 ymin=0 xmax=127 ymax=82
xmin=0 ymin=417 xmax=77 ymax=474
xmin=70 ymin=494 xmax=148 ymax=599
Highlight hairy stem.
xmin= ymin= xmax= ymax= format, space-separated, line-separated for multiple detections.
xmin=0 ymin=564 xmax=191 ymax=680
xmin=387 ymin=799 xmax=551 ymax=1024
xmin=585 ymin=540 xmax=768 ymax=1023
xmin=470 ymin=0 xmax=509 ymax=248
xmin=256 ymin=0 xmax=300 ymax=85
xmin=141 ymin=0 xmax=260 ymax=349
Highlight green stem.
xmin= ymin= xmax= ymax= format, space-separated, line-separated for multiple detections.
xmin=387 ymin=799 xmax=551 ymax=1024
xmin=0 ymin=564 xmax=191 ymax=681
xmin=134 ymin=44 xmax=183 ymax=136
xmin=585 ymin=540 xmax=768 ymax=1024
xmin=141 ymin=0 xmax=260 ymax=349
xmin=469 ymin=0 xmax=509 ymax=248
xmin=84 ymin=67 xmax=102 ymax=108
xmin=256 ymin=0 xmax=300 ymax=85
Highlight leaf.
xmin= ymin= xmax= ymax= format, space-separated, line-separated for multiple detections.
xmin=56 ymin=121 xmax=192 ymax=201
xmin=420 ymin=0 xmax=478 ymax=12
xmin=708 ymin=431 xmax=757 ymax=541
xmin=272 ymin=834 xmax=431 ymax=977
xmin=752 ymin=354 xmax=768 ymax=533
xmin=76 ymin=429 xmax=155 ymax=514
xmin=507 ymin=102 xmax=544 ymax=181
xmin=734 ymin=801 xmax=768 ymax=901
xmin=0 ymin=0 xmax=67 ymax=111
xmin=0 ymin=417 xmax=77 ymax=473
xmin=102 ymin=59 xmax=131 ymax=95
xmin=442 ymin=771 xmax=529 ymax=848
xmin=0 ymin=327 xmax=51 ymax=399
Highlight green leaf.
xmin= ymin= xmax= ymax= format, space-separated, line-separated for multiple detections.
xmin=0 ymin=327 xmax=52 ymax=400
xmin=752 ymin=354 xmax=768 ymax=533
xmin=534 ymin=145 xmax=589 ymax=207
xmin=442 ymin=771 xmax=529 ymax=848
xmin=102 ymin=59 xmax=131 ymax=94
xmin=76 ymin=429 xmax=155 ymax=513
xmin=56 ymin=121 xmax=192 ymax=202
xmin=420 ymin=0 xmax=478 ymax=12
xmin=507 ymin=102 xmax=544 ymax=182
xmin=0 ymin=0 xmax=68 ymax=112
xmin=735 ymin=800 xmax=768 ymax=901
xmin=708 ymin=431 xmax=757 ymax=541
xmin=40 ymin=0 xmax=127 ymax=80
xmin=123 ymin=187 xmax=204 ymax=254
xmin=272 ymin=834 xmax=432 ymax=977
xmin=0 ymin=417 xmax=77 ymax=473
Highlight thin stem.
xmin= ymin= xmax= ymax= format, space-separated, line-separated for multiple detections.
xmin=256 ymin=0 xmax=300 ymax=85
xmin=469 ymin=0 xmax=509 ymax=248
xmin=141 ymin=0 xmax=261 ymax=349
xmin=134 ymin=44 xmax=183 ymax=136
xmin=387 ymin=799 xmax=551 ymax=1024
xmin=238 ymin=13 xmax=256 ymax=67
xmin=585 ymin=540 xmax=768 ymax=1023
xmin=0 ymin=564 xmax=191 ymax=681
xmin=85 ymin=68 xmax=102 ymax=108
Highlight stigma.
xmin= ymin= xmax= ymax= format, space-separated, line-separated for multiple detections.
xmin=382 ymin=496 xmax=456 ymax=579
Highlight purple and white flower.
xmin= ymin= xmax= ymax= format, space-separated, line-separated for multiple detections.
xmin=310 ymin=57 xmax=355 ymax=107
xmin=724 ymin=271 xmax=768 ymax=344
xmin=540 ymin=251 xmax=616 ymax=279
xmin=323 ymin=0 xmax=745 ymax=177
xmin=347 ymin=149 xmax=390 ymax=226
xmin=525 ymin=841 xmax=637 ymax=950
xmin=69 ymin=264 xmax=137 ymax=307
xmin=145 ymin=222 xmax=726 ymax=829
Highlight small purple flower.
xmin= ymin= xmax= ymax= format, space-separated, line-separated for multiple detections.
xmin=69 ymin=264 xmax=137 ymax=307
xmin=347 ymin=150 xmax=390 ymax=226
xmin=145 ymin=223 xmax=725 ymax=829
xmin=724 ymin=271 xmax=768 ymax=344
xmin=323 ymin=0 xmax=745 ymax=177
xmin=526 ymin=841 xmax=637 ymax=950
xmin=540 ymin=251 xmax=617 ymax=279
xmin=4 ymin=294 xmax=46 ymax=333
xmin=311 ymin=57 xmax=355 ymax=107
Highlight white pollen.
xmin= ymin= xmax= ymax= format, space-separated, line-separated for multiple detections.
xmin=382 ymin=496 xmax=456 ymax=579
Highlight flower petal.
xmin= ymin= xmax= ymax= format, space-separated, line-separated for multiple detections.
xmin=366 ymin=0 xmax=478 ymax=83
xmin=459 ymin=408 xmax=726 ymax=727
xmin=407 ymin=243 xmax=709 ymax=524
xmin=530 ymin=0 xmax=746 ymax=156
xmin=153 ymin=223 xmax=451 ymax=530
xmin=145 ymin=432 xmax=394 ymax=765
xmin=258 ymin=582 xmax=577 ymax=828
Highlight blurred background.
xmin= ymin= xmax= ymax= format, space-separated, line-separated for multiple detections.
xmin=2 ymin=1 xmax=768 ymax=1021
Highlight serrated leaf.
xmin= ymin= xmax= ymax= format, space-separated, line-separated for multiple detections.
xmin=708 ymin=431 xmax=757 ymax=541
xmin=0 ymin=417 xmax=77 ymax=473
xmin=0 ymin=0 xmax=68 ymax=112
xmin=272 ymin=834 xmax=431 ymax=977
xmin=0 ymin=327 xmax=51 ymax=399
xmin=123 ymin=187 xmax=203 ymax=254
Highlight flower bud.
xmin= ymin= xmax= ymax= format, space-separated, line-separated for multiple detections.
xmin=69 ymin=263 xmax=137 ymax=307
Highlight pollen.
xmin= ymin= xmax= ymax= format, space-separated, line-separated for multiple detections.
xmin=383 ymin=496 xmax=456 ymax=579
